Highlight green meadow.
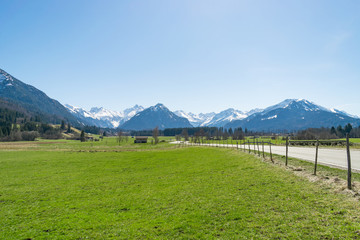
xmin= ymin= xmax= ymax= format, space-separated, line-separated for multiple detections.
xmin=1 ymin=139 xmax=360 ymax=239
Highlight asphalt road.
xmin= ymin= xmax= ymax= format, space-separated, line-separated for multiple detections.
xmin=173 ymin=142 xmax=360 ymax=171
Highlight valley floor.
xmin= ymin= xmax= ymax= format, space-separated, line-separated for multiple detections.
xmin=0 ymin=139 xmax=360 ymax=239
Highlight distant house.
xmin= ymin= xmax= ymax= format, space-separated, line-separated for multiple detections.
xmin=134 ymin=136 xmax=148 ymax=143
xmin=86 ymin=136 xmax=94 ymax=141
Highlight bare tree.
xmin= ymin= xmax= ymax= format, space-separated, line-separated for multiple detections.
xmin=181 ymin=129 xmax=189 ymax=141
xmin=153 ymin=127 xmax=159 ymax=144
xmin=117 ymin=131 xmax=123 ymax=145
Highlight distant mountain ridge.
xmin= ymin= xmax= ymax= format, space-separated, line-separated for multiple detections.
xmin=67 ymin=99 xmax=360 ymax=131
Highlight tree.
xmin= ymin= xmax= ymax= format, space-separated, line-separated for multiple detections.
xmin=117 ymin=131 xmax=123 ymax=145
xmin=181 ymin=129 xmax=189 ymax=141
xmin=345 ymin=123 xmax=353 ymax=134
xmin=337 ymin=125 xmax=345 ymax=138
xmin=67 ymin=123 xmax=71 ymax=133
xmin=103 ymin=131 xmax=107 ymax=137
xmin=152 ymin=127 xmax=159 ymax=144
xmin=330 ymin=126 xmax=336 ymax=136
xmin=60 ymin=120 xmax=66 ymax=130
xmin=80 ymin=130 xmax=86 ymax=142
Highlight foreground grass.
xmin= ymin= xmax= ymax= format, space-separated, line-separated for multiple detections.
xmin=1 ymin=147 xmax=360 ymax=239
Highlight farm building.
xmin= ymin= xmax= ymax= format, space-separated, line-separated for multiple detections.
xmin=134 ymin=136 xmax=148 ymax=143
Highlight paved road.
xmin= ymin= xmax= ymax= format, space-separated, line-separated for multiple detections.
xmin=172 ymin=142 xmax=360 ymax=171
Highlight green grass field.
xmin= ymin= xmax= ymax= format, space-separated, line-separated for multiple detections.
xmin=1 ymin=139 xmax=360 ymax=239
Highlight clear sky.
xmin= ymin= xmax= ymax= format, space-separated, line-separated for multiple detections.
xmin=1 ymin=0 xmax=359 ymax=115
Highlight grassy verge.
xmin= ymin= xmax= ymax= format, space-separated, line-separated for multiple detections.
xmin=1 ymin=145 xmax=360 ymax=239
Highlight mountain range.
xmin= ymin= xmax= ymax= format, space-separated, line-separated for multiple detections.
xmin=64 ymin=104 xmax=144 ymax=128
xmin=225 ymin=99 xmax=360 ymax=131
xmin=0 ymin=68 xmax=359 ymax=131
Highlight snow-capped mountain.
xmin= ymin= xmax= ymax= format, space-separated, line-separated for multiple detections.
xmin=65 ymin=98 xmax=359 ymax=131
xmin=225 ymin=99 xmax=360 ymax=131
xmin=120 ymin=103 xmax=192 ymax=130
xmin=204 ymin=108 xmax=247 ymax=127
xmin=175 ymin=108 xmax=247 ymax=127
xmin=65 ymin=104 xmax=144 ymax=128
xmin=174 ymin=110 xmax=215 ymax=127
xmin=0 ymin=68 xmax=81 ymax=126
xmin=329 ymin=108 xmax=359 ymax=119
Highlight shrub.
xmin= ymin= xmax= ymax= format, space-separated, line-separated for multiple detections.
xmin=21 ymin=131 xmax=39 ymax=141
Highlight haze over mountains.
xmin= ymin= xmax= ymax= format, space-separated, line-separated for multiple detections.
xmin=0 ymin=68 xmax=359 ymax=132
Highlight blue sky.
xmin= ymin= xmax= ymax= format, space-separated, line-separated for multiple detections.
xmin=1 ymin=0 xmax=359 ymax=115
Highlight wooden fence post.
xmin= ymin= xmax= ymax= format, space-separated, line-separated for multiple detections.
xmin=269 ymin=143 xmax=274 ymax=163
xmin=285 ymin=136 xmax=289 ymax=166
xmin=248 ymin=140 xmax=251 ymax=153
xmin=346 ymin=133 xmax=352 ymax=190
xmin=253 ymin=140 xmax=256 ymax=154
xmin=262 ymin=141 xmax=265 ymax=158
xmin=314 ymin=139 xmax=319 ymax=175
xmin=237 ymin=141 xmax=238 ymax=150
xmin=257 ymin=140 xmax=260 ymax=156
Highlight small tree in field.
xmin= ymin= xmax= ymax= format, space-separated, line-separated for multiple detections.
xmin=80 ymin=130 xmax=86 ymax=142
xmin=153 ymin=127 xmax=159 ymax=144
xmin=181 ymin=129 xmax=189 ymax=141
xmin=117 ymin=131 xmax=123 ymax=145
xmin=67 ymin=123 xmax=71 ymax=133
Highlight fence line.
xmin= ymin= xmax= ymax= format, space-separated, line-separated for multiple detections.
xmin=177 ymin=138 xmax=353 ymax=190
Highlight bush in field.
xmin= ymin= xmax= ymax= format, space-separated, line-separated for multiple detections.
xmin=21 ymin=131 xmax=39 ymax=141
xmin=42 ymin=129 xmax=63 ymax=139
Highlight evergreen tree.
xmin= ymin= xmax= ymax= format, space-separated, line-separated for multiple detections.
xmin=345 ymin=123 xmax=353 ymax=135
xmin=337 ymin=125 xmax=345 ymax=137
xmin=67 ymin=123 xmax=71 ymax=133
xmin=80 ymin=130 xmax=86 ymax=142
xmin=60 ymin=120 xmax=66 ymax=130
xmin=330 ymin=126 xmax=336 ymax=136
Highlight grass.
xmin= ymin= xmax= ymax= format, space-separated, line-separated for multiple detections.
xmin=1 ymin=141 xmax=360 ymax=239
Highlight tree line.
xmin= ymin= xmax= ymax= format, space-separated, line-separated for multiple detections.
xmin=0 ymin=107 xmax=76 ymax=141
xmin=294 ymin=124 xmax=360 ymax=140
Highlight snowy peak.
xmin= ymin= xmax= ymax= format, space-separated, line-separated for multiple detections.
xmin=174 ymin=110 xmax=215 ymax=127
xmin=205 ymin=108 xmax=247 ymax=127
xmin=150 ymin=103 xmax=168 ymax=112
xmin=65 ymin=104 xmax=144 ymax=128
xmin=175 ymin=108 xmax=248 ymax=127
xmin=260 ymin=99 xmax=330 ymax=115
xmin=124 ymin=105 xmax=144 ymax=116
xmin=89 ymin=107 xmax=123 ymax=119
xmin=330 ymin=108 xmax=359 ymax=119
xmin=0 ymin=69 xmax=15 ymax=88
xmin=120 ymin=103 xmax=192 ymax=130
